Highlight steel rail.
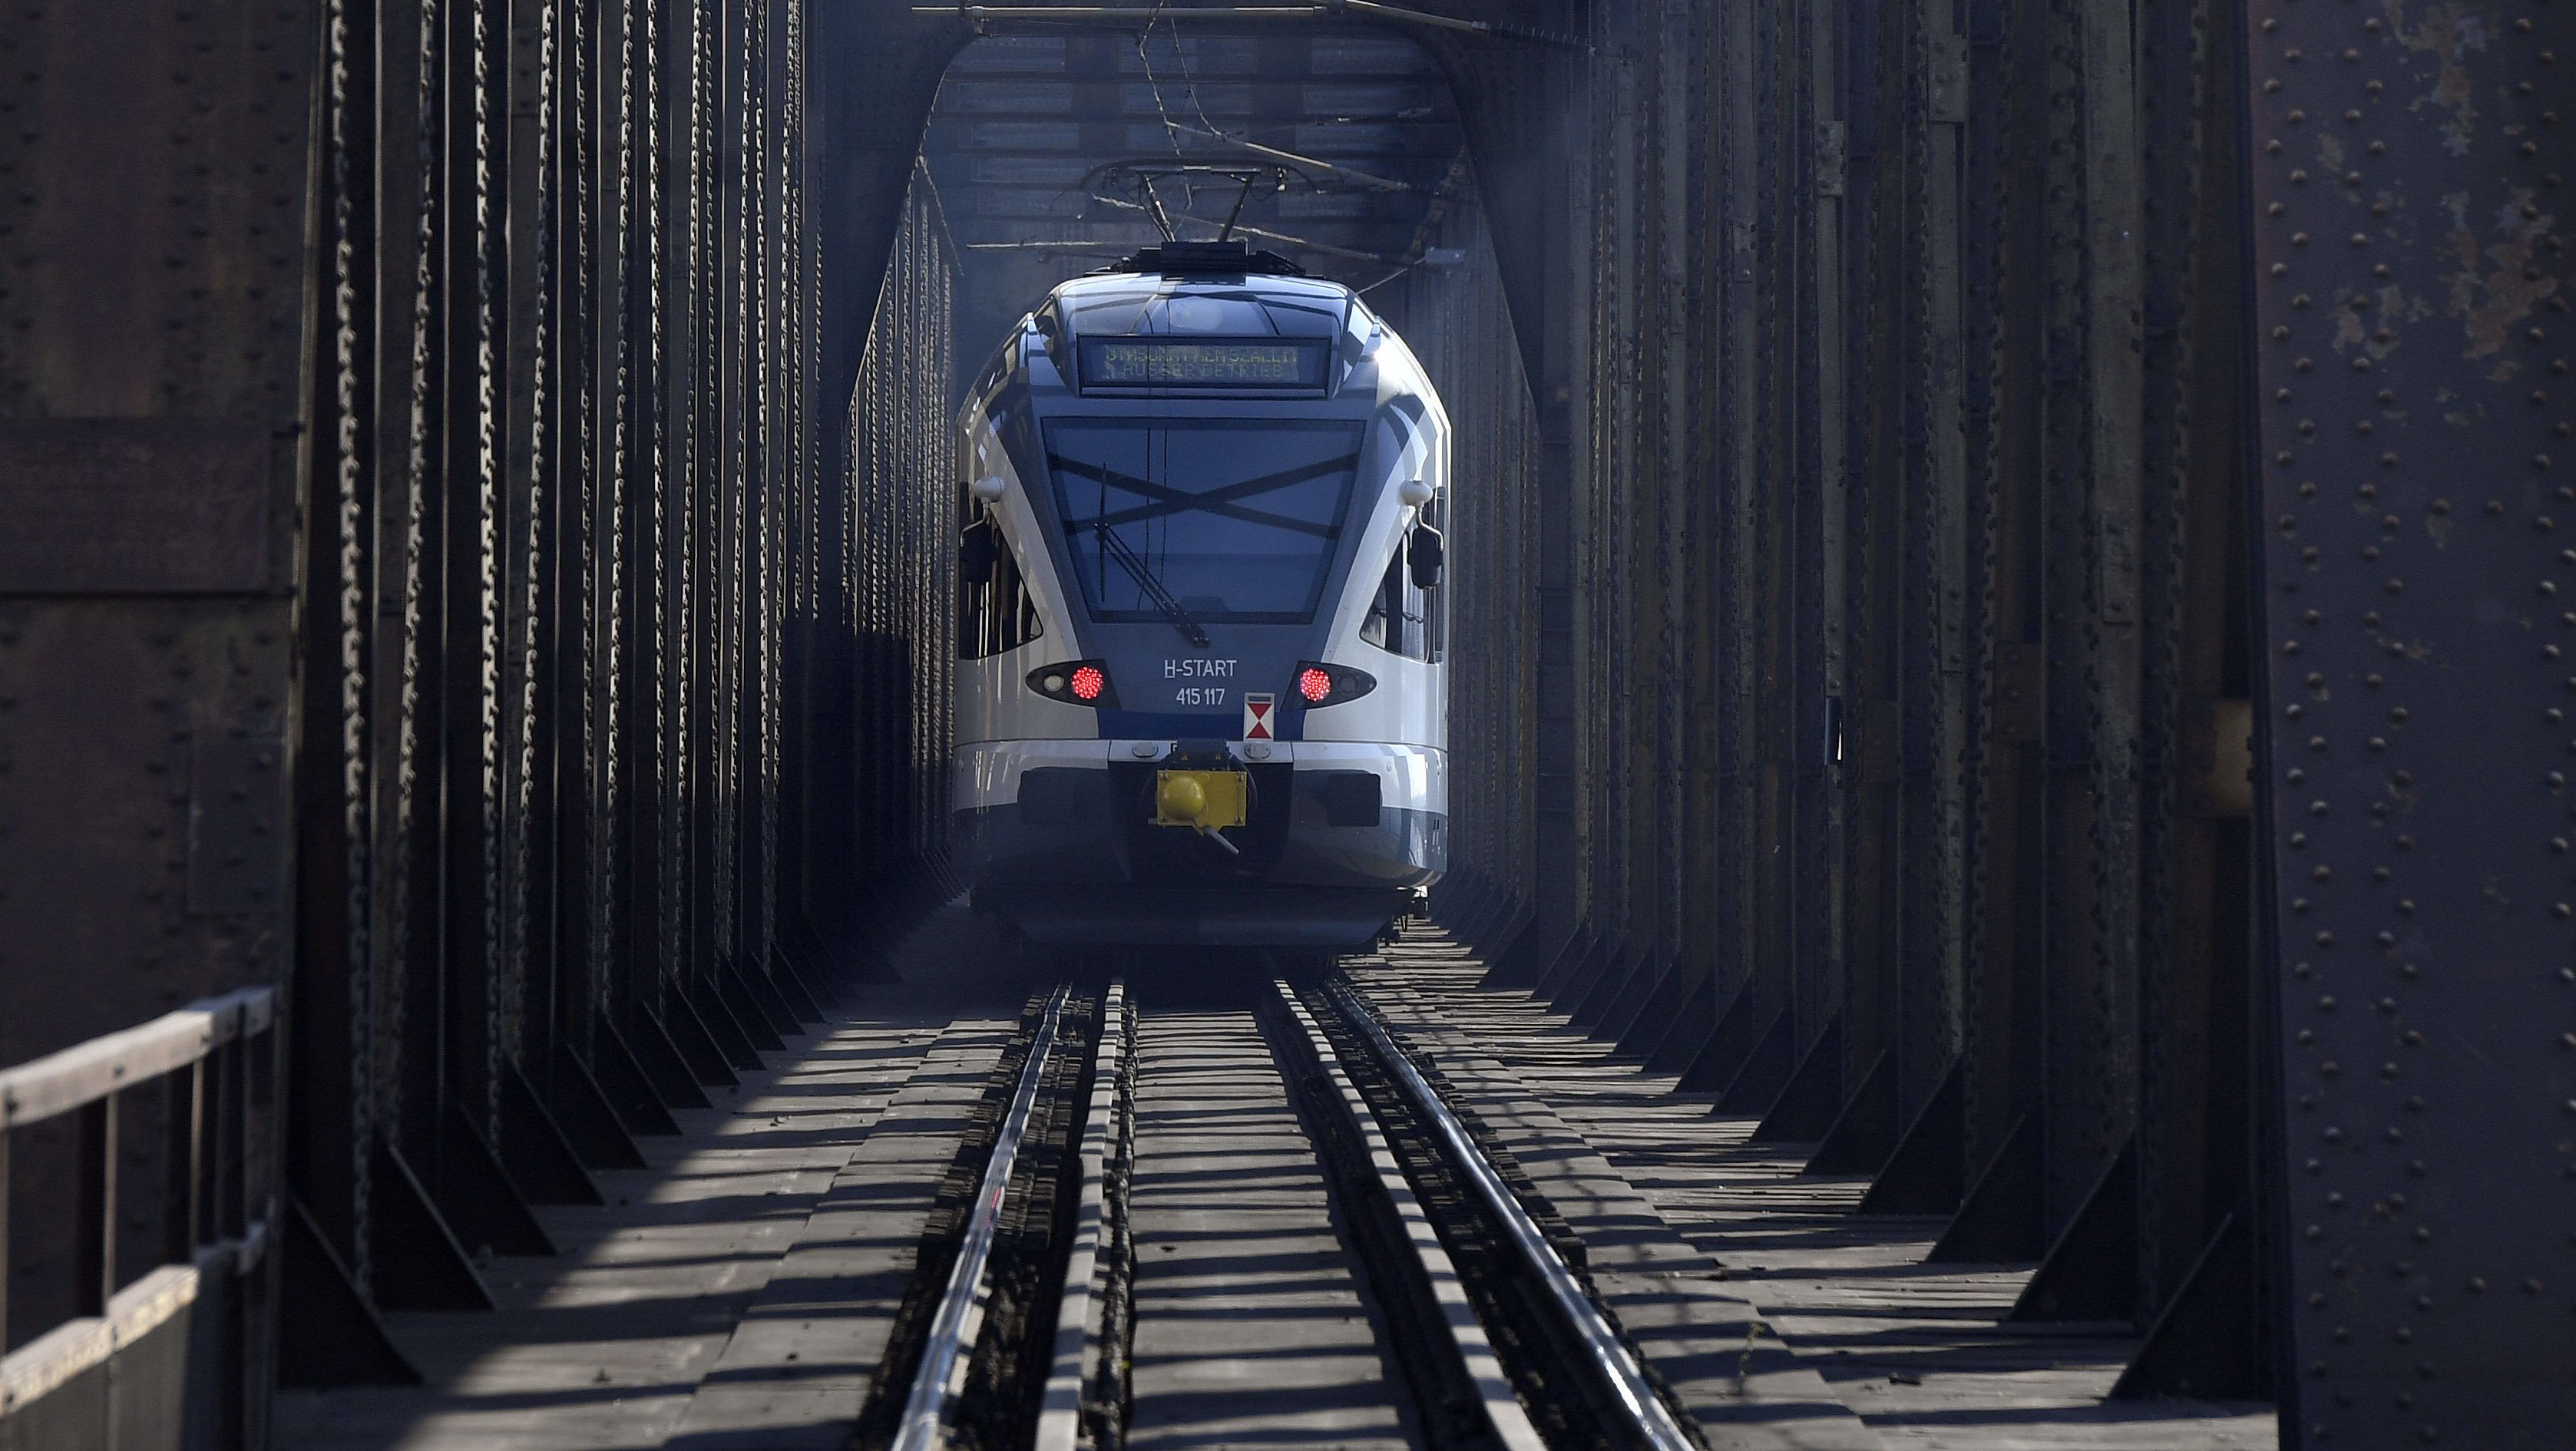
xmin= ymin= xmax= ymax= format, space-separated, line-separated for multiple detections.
xmin=1271 ymin=980 xmax=1545 ymax=1451
xmin=1034 ymin=981 xmax=1126 ymax=1451
xmin=893 ymin=987 xmax=1076 ymax=1451
xmin=1327 ymin=980 xmax=1697 ymax=1451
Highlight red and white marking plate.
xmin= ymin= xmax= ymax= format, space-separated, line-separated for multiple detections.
xmin=1242 ymin=692 xmax=1276 ymax=742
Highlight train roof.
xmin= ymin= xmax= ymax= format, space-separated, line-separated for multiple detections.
xmin=1044 ymin=241 xmax=1360 ymax=345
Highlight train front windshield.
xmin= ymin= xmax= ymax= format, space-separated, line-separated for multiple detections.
xmin=1046 ymin=416 xmax=1364 ymax=626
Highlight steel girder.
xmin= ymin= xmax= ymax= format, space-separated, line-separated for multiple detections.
xmin=18 ymin=0 xmax=2576 ymax=1436
xmin=1417 ymin=0 xmax=2279 ymax=1408
xmin=2244 ymin=0 xmax=2576 ymax=1439
xmin=73 ymin=0 xmax=974 ymax=1412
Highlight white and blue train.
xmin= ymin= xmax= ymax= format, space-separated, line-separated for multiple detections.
xmin=949 ymin=240 xmax=1449 ymax=950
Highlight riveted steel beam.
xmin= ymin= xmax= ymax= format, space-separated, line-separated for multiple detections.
xmin=2244 ymin=0 xmax=2576 ymax=1438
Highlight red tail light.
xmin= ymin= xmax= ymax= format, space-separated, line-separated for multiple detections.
xmin=1290 ymin=662 xmax=1377 ymax=708
xmin=1027 ymin=660 xmax=1118 ymax=708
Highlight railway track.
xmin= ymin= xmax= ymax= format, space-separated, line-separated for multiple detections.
xmin=855 ymin=976 xmax=1709 ymax=1451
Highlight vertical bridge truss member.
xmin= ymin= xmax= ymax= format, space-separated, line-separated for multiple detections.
xmin=2246 ymin=2 xmax=2576 ymax=1443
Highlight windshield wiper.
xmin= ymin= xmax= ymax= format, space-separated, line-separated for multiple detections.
xmin=1089 ymin=526 xmax=1211 ymax=647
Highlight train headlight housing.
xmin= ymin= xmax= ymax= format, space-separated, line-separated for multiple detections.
xmin=1029 ymin=659 xmax=1118 ymax=708
xmin=1291 ymin=662 xmax=1377 ymax=708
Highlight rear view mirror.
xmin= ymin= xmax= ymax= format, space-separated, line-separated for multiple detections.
xmin=1407 ymin=525 xmax=1444 ymax=590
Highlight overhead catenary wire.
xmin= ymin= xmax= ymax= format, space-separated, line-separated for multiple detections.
xmin=1134 ymin=11 xmax=1410 ymax=197
xmin=961 ymin=11 xmax=1430 ymax=266
xmin=1084 ymin=190 xmax=1403 ymax=264
xmin=1155 ymin=15 xmax=1416 ymax=195
xmin=1159 ymin=121 xmax=1414 ymax=193
xmin=1133 ymin=9 xmax=1199 ymax=230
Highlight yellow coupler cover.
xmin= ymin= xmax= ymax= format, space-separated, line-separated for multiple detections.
xmin=1153 ymin=768 xmax=1248 ymax=830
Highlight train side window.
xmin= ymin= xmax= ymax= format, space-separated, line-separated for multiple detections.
xmin=1360 ymin=522 xmax=1441 ymax=664
xmin=959 ymin=508 xmax=1043 ymax=660
xmin=1359 ymin=550 xmax=1404 ymax=654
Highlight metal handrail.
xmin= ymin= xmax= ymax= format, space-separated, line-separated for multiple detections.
xmin=0 ymin=985 xmax=277 ymax=1420
xmin=0 ymin=986 xmax=273 ymax=1129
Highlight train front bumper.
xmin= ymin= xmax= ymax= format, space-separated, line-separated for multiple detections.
xmin=949 ymin=739 xmax=1445 ymax=947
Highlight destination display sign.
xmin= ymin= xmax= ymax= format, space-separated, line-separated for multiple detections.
xmin=1079 ymin=339 xmax=1328 ymax=389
